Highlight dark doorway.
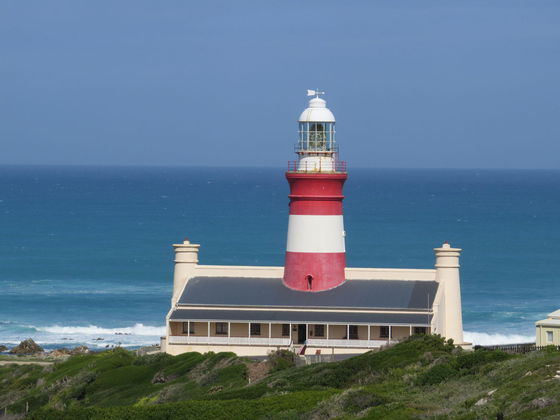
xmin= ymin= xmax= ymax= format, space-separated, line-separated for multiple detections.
xmin=349 ymin=325 xmax=358 ymax=339
xmin=297 ymin=324 xmax=307 ymax=343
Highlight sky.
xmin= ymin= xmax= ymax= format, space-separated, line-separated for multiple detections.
xmin=1 ymin=1 xmax=559 ymax=169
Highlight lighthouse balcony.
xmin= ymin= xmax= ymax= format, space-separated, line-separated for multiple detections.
xmin=287 ymin=160 xmax=347 ymax=173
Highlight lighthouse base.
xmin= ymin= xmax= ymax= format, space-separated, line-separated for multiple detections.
xmin=283 ymin=252 xmax=346 ymax=291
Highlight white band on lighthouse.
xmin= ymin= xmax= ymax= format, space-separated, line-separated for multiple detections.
xmin=286 ymin=215 xmax=345 ymax=253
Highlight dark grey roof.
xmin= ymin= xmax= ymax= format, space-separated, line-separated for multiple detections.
xmin=170 ymin=308 xmax=432 ymax=326
xmin=178 ymin=277 xmax=438 ymax=311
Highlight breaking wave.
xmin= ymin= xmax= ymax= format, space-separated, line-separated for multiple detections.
xmin=0 ymin=323 xmax=165 ymax=350
xmin=38 ymin=323 xmax=165 ymax=336
xmin=464 ymin=331 xmax=535 ymax=346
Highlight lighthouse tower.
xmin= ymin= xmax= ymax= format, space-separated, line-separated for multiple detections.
xmin=283 ymin=91 xmax=348 ymax=292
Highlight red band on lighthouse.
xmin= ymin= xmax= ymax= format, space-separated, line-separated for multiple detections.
xmin=283 ymin=172 xmax=348 ymax=291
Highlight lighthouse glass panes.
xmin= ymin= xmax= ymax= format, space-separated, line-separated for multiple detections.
xmin=298 ymin=122 xmax=335 ymax=152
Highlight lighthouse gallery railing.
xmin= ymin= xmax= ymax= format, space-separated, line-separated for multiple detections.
xmin=287 ymin=160 xmax=347 ymax=173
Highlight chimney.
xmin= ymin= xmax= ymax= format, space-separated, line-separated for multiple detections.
xmin=172 ymin=239 xmax=200 ymax=305
xmin=434 ymin=242 xmax=464 ymax=345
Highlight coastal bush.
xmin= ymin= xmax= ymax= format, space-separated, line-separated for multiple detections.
xmin=132 ymin=352 xmax=174 ymax=366
xmin=27 ymin=390 xmax=337 ymax=420
xmin=199 ymin=363 xmax=247 ymax=388
xmin=268 ymin=349 xmax=297 ymax=372
xmin=455 ymin=349 xmax=511 ymax=372
xmin=10 ymin=339 xmax=560 ymax=419
xmin=161 ymin=352 xmax=206 ymax=377
xmin=273 ymin=334 xmax=456 ymax=390
xmin=543 ymin=345 xmax=560 ymax=353
xmin=341 ymin=388 xmax=386 ymax=413
xmin=204 ymin=383 xmax=270 ymax=400
xmin=417 ymin=362 xmax=458 ymax=385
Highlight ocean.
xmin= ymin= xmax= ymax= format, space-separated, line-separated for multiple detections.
xmin=1 ymin=166 xmax=559 ymax=350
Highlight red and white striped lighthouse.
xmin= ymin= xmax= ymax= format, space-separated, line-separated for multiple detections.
xmin=283 ymin=91 xmax=347 ymax=292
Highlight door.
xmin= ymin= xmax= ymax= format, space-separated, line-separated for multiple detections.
xmin=297 ymin=324 xmax=307 ymax=343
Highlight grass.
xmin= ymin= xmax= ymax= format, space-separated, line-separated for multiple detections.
xmin=2 ymin=335 xmax=560 ymax=419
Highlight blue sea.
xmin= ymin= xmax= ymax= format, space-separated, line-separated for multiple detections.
xmin=1 ymin=166 xmax=559 ymax=350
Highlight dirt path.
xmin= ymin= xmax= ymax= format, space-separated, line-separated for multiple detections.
xmin=0 ymin=360 xmax=53 ymax=366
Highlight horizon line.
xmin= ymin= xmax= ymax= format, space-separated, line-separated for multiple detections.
xmin=0 ymin=163 xmax=560 ymax=172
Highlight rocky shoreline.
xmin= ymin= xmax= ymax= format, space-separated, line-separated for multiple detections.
xmin=0 ymin=338 xmax=91 ymax=359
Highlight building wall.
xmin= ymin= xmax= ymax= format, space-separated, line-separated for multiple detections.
xmin=536 ymin=324 xmax=560 ymax=346
xmin=166 ymin=343 xmax=381 ymax=357
xmin=392 ymin=326 xmax=411 ymax=340
xmin=191 ymin=265 xmax=437 ymax=282
xmin=370 ymin=326 xmax=388 ymax=340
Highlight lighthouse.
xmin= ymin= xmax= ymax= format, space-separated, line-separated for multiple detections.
xmin=163 ymin=90 xmax=469 ymax=357
xmin=283 ymin=90 xmax=348 ymax=292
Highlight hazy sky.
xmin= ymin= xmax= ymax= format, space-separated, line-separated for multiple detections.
xmin=1 ymin=1 xmax=559 ymax=169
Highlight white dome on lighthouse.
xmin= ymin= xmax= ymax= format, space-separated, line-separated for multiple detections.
xmin=298 ymin=96 xmax=335 ymax=123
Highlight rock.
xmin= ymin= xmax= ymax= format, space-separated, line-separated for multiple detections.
xmin=421 ymin=351 xmax=434 ymax=363
xmin=151 ymin=371 xmax=168 ymax=384
xmin=71 ymin=346 xmax=89 ymax=355
xmin=524 ymin=371 xmax=533 ymax=376
xmin=530 ymin=397 xmax=554 ymax=409
xmin=487 ymin=389 xmax=497 ymax=396
xmin=9 ymin=338 xmax=43 ymax=355
xmin=0 ymin=345 xmax=8 ymax=352
xmin=50 ymin=348 xmax=72 ymax=357
xmin=475 ymin=398 xmax=488 ymax=406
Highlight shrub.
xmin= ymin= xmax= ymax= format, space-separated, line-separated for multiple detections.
xmin=455 ymin=349 xmax=511 ymax=371
xmin=417 ymin=363 xmax=458 ymax=385
xmin=342 ymin=388 xmax=386 ymax=413
xmin=268 ymin=350 xmax=296 ymax=372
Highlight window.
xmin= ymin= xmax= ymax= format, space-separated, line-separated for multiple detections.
xmin=380 ymin=326 xmax=389 ymax=338
xmin=547 ymin=331 xmax=554 ymax=342
xmin=282 ymin=324 xmax=290 ymax=337
xmin=215 ymin=322 xmax=228 ymax=335
xmin=414 ymin=327 xmax=427 ymax=335
xmin=314 ymin=325 xmax=325 ymax=337
xmin=349 ymin=325 xmax=358 ymax=339
xmin=250 ymin=323 xmax=261 ymax=336
xmin=182 ymin=322 xmax=195 ymax=334
xmin=309 ymin=123 xmax=326 ymax=150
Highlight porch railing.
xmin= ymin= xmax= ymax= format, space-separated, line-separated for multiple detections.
xmin=168 ymin=336 xmax=291 ymax=346
xmin=306 ymin=338 xmax=393 ymax=348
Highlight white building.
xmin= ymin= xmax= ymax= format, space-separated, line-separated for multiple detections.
xmin=161 ymin=93 xmax=468 ymax=356
xmin=536 ymin=310 xmax=560 ymax=346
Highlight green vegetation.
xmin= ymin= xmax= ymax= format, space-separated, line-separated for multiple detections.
xmin=1 ymin=335 xmax=560 ymax=419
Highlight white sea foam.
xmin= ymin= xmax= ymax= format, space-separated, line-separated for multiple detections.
xmin=464 ymin=331 xmax=535 ymax=346
xmin=38 ymin=323 xmax=165 ymax=336
xmin=0 ymin=323 xmax=166 ymax=349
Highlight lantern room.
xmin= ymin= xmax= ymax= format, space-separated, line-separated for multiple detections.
xmin=294 ymin=92 xmax=342 ymax=172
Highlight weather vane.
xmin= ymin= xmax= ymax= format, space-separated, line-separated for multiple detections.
xmin=307 ymin=89 xmax=325 ymax=98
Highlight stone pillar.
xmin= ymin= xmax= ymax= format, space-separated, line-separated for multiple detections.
xmin=434 ymin=242 xmax=464 ymax=345
xmin=172 ymin=239 xmax=200 ymax=305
